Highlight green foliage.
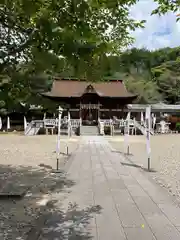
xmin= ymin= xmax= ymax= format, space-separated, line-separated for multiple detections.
xmin=0 ymin=0 xmax=146 ymax=79
xmin=1 ymin=0 xmax=180 ymax=113
xmin=101 ymin=47 xmax=180 ymax=105
xmin=0 ymin=0 xmax=179 ymax=75
xmin=124 ymin=73 xmax=162 ymax=104
xmin=152 ymin=60 xmax=180 ymax=103
xmin=0 ymin=63 xmax=53 ymax=114
xmin=175 ymin=122 xmax=180 ymax=132
xmin=152 ymin=0 xmax=180 ymax=20
xmin=1 ymin=45 xmax=180 ymax=114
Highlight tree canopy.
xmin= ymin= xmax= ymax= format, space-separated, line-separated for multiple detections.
xmin=0 ymin=0 xmax=146 ymax=76
xmin=2 ymin=0 xmax=179 ymax=74
xmin=0 ymin=0 xmax=180 ymax=114
xmin=152 ymin=0 xmax=180 ymax=20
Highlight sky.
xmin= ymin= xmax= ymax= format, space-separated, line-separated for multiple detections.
xmin=130 ymin=0 xmax=180 ymax=50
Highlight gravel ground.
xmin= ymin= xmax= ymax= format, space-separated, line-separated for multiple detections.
xmin=0 ymin=134 xmax=79 ymax=167
xmin=109 ymin=134 xmax=180 ymax=201
xmin=0 ymin=134 xmax=80 ymax=240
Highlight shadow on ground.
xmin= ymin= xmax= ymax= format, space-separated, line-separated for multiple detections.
xmin=0 ymin=164 xmax=74 ymax=239
xmin=111 ymin=148 xmax=157 ymax=173
xmin=141 ymin=167 xmax=157 ymax=173
xmin=32 ymin=202 xmax=102 ymax=240
xmin=121 ymin=162 xmax=142 ymax=169
xmin=52 ymin=150 xmax=71 ymax=156
xmin=111 ymin=149 xmax=134 ymax=157
xmin=121 ymin=161 xmax=156 ymax=173
xmin=0 ymin=164 xmax=102 ymax=240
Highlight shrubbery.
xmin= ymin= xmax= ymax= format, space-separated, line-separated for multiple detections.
xmin=175 ymin=122 xmax=180 ymax=132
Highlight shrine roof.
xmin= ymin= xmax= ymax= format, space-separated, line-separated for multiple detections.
xmin=43 ymin=78 xmax=137 ymax=99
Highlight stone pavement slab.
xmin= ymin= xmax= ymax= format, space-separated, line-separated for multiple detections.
xmin=124 ymin=226 xmax=155 ymax=240
xmin=39 ymin=136 xmax=180 ymax=240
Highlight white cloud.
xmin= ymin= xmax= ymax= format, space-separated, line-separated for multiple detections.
xmin=129 ymin=0 xmax=180 ymax=50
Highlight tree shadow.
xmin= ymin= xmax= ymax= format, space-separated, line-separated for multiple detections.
xmin=111 ymin=149 xmax=134 ymax=157
xmin=112 ymin=149 xmax=157 ymax=173
xmin=141 ymin=167 xmax=157 ymax=173
xmin=52 ymin=150 xmax=71 ymax=156
xmin=28 ymin=202 xmax=102 ymax=240
xmin=121 ymin=161 xmax=156 ymax=173
xmin=0 ymin=163 xmax=75 ymax=240
xmin=121 ymin=162 xmax=142 ymax=169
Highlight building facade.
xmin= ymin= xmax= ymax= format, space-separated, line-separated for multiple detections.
xmin=43 ymin=78 xmax=137 ymax=125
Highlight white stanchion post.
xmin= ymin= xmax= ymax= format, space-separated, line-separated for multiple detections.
xmin=124 ymin=112 xmax=130 ymax=155
xmin=141 ymin=111 xmax=144 ymax=125
xmin=24 ymin=116 xmax=27 ymax=131
xmin=68 ymin=111 xmax=70 ymax=138
xmin=55 ymin=106 xmax=63 ymax=172
xmin=0 ymin=117 xmax=2 ymax=130
xmin=7 ymin=116 xmax=10 ymax=131
xmin=127 ymin=115 xmax=130 ymax=154
xmin=67 ymin=111 xmax=70 ymax=155
xmin=145 ymin=106 xmax=151 ymax=171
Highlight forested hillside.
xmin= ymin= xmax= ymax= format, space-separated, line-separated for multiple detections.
xmin=108 ymin=47 xmax=180 ymax=104
xmin=1 ymin=46 xmax=180 ymax=115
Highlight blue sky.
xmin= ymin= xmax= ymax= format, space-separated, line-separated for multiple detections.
xmin=130 ymin=0 xmax=180 ymax=50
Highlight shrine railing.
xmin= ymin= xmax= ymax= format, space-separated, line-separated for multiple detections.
xmin=100 ymin=119 xmax=112 ymax=126
xmin=43 ymin=118 xmax=70 ymax=127
xmin=71 ymin=119 xmax=81 ymax=128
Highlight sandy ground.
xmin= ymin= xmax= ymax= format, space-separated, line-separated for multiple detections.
xmin=108 ymin=134 xmax=180 ymax=201
xmin=0 ymin=134 xmax=79 ymax=168
xmin=0 ymin=134 xmax=80 ymax=240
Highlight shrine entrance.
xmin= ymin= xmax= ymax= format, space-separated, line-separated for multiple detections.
xmin=79 ymin=86 xmax=101 ymax=126
xmin=80 ymin=103 xmax=100 ymax=125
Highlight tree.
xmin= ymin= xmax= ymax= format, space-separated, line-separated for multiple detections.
xmin=152 ymin=0 xmax=180 ymax=20
xmin=0 ymin=0 xmax=145 ymax=79
xmin=111 ymin=71 xmax=162 ymax=104
xmin=0 ymin=61 xmax=53 ymax=115
xmin=152 ymin=59 xmax=180 ymax=103
xmin=1 ymin=0 xmax=179 ymax=76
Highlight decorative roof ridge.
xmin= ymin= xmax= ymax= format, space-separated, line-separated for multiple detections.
xmin=53 ymin=77 xmax=123 ymax=82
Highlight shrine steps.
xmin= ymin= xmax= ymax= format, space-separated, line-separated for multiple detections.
xmin=80 ymin=126 xmax=99 ymax=136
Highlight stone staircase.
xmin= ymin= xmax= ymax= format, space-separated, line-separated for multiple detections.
xmin=80 ymin=126 xmax=99 ymax=136
xmin=26 ymin=126 xmax=40 ymax=136
xmin=133 ymin=120 xmax=154 ymax=135
xmin=25 ymin=120 xmax=42 ymax=136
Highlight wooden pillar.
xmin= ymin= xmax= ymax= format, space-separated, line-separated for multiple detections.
xmin=109 ymin=108 xmax=112 ymax=119
xmin=98 ymin=102 xmax=101 ymax=120
xmin=98 ymin=108 xmax=100 ymax=120
xmin=79 ymin=102 xmax=82 ymax=119
xmin=110 ymin=119 xmax=113 ymax=136
xmin=122 ymin=105 xmax=124 ymax=119
xmin=68 ymin=110 xmax=70 ymax=136
xmin=51 ymin=128 xmax=54 ymax=135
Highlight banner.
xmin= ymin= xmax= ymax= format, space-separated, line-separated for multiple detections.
xmin=124 ymin=112 xmax=131 ymax=153
xmin=141 ymin=112 xmax=144 ymax=125
xmin=24 ymin=116 xmax=27 ymax=130
xmin=145 ymin=106 xmax=151 ymax=156
xmin=0 ymin=117 xmax=2 ymax=130
xmin=7 ymin=117 xmax=10 ymax=130
xmin=145 ymin=106 xmax=151 ymax=120
xmin=56 ymin=106 xmax=63 ymax=157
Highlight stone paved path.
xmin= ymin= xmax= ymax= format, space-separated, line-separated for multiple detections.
xmin=40 ymin=136 xmax=180 ymax=240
